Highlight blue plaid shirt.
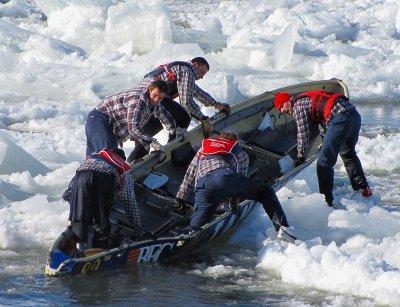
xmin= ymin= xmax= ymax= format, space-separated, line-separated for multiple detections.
xmin=96 ymin=85 xmax=176 ymax=145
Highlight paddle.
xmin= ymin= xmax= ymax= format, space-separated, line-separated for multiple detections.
xmin=143 ymin=171 xmax=169 ymax=189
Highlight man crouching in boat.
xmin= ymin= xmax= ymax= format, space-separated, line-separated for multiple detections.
xmin=273 ymin=90 xmax=373 ymax=208
xmin=65 ymin=148 xmax=145 ymax=254
xmin=175 ymin=131 xmax=297 ymax=243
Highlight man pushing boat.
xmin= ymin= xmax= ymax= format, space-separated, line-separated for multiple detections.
xmin=274 ymin=90 xmax=373 ymax=208
xmin=175 ymin=131 xmax=298 ymax=243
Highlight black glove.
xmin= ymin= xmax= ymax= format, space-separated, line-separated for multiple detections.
xmin=294 ymin=157 xmax=305 ymax=167
xmin=62 ymin=178 xmax=74 ymax=201
xmin=319 ymin=135 xmax=324 ymax=151
xmin=62 ymin=187 xmax=71 ymax=202
xmin=175 ymin=127 xmax=187 ymax=139
xmin=143 ymin=140 xmax=152 ymax=152
xmin=173 ymin=198 xmax=185 ymax=214
xmin=215 ymin=102 xmax=231 ymax=116
xmin=228 ymin=198 xmax=240 ymax=215
xmin=138 ymin=231 xmax=155 ymax=241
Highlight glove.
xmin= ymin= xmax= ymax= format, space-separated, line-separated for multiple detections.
xmin=143 ymin=140 xmax=151 ymax=151
xmin=137 ymin=231 xmax=155 ymax=241
xmin=215 ymin=102 xmax=231 ymax=116
xmin=228 ymin=198 xmax=240 ymax=215
xmin=149 ymin=139 xmax=162 ymax=151
xmin=294 ymin=157 xmax=305 ymax=167
xmin=62 ymin=186 xmax=72 ymax=202
xmin=319 ymin=134 xmax=324 ymax=151
xmin=175 ymin=127 xmax=187 ymax=138
xmin=173 ymin=198 xmax=185 ymax=214
xmin=201 ymin=117 xmax=213 ymax=138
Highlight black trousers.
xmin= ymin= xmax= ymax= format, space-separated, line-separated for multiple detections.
xmin=127 ymin=98 xmax=191 ymax=163
xmin=69 ymin=170 xmax=115 ymax=243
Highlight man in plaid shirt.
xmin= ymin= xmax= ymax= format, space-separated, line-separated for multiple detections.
xmin=274 ymin=90 xmax=372 ymax=207
xmin=175 ymin=131 xmax=297 ymax=243
xmin=85 ymin=80 xmax=174 ymax=162
xmin=140 ymin=57 xmax=231 ymax=140
xmin=66 ymin=148 xmax=145 ymax=253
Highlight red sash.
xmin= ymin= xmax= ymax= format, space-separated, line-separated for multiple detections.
xmin=99 ymin=148 xmax=131 ymax=187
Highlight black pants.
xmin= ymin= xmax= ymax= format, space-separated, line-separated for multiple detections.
xmin=69 ymin=170 xmax=115 ymax=243
xmin=127 ymin=98 xmax=191 ymax=163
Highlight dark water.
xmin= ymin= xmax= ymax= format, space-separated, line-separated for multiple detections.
xmin=356 ymin=102 xmax=400 ymax=130
xmin=1 ymin=244 xmax=297 ymax=307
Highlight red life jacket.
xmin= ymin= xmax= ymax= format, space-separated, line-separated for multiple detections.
xmin=297 ymin=90 xmax=346 ymax=122
xmin=99 ymin=148 xmax=131 ymax=187
xmin=143 ymin=61 xmax=194 ymax=98
xmin=199 ymin=138 xmax=239 ymax=156
xmin=198 ymin=138 xmax=240 ymax=173
xmin=145 ymin=63 xmax=176 ymax=81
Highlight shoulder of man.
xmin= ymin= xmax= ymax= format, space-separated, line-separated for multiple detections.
xmin=170 ymin=61 xmax=195 ymax=73
xmin=78 ymin=156 xmax=114 ymax=172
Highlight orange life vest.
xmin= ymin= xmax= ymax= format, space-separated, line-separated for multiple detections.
xmin=297 ymin=90 xmax=346 ymax=122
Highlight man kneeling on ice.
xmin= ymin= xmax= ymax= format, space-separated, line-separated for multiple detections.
xmin=65 ymin=148 xmax=145 ymax=254
xmin=175 ymin=131 xmax=297 ymax=243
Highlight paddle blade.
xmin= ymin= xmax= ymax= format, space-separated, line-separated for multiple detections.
xmin=143 ymin=172 xmax=169 ymax=189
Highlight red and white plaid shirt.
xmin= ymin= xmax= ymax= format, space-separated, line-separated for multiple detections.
xmin=96 ymin=84 xmax=176 ymax=145
xmin=142 ymin=61 xmax=218 ymax=120
xmin=292 ymin=96 xmax=355 ymax=158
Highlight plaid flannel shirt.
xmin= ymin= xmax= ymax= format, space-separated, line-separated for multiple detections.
xmin=292 ymin=96 xmax=355 ymax=158
xmin=176 ymin=144 xmax=249 ymax=200
xmin=77 ymin=158 xmax=144 ymax=237
xmin=142 ymin=61 xmax=218 ymax=120
xmin=96 ymin=85 xmax=176 ymax=144
xmin=126 ymin=88 xmax=176 ymax=144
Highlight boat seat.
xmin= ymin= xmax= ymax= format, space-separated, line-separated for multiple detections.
xmin=250 ymin=127 xmax=297 ymax=156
